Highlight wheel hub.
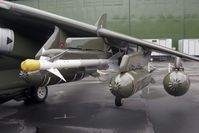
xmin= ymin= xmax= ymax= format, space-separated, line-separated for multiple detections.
xmin=37 ymin=87 xmax=47 ymax=99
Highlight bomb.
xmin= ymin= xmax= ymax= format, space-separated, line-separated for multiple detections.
xmin=163 ymin=71 xmax=190 ymax=96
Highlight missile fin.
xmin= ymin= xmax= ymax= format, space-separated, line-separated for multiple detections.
xmin=49 ymin=50 xmax=68 ymax=62
xmin=47 ymin=68 xmax=66 ymax=82
xmin=40 ymin=56 xmax=50 ymax=60
xmin=42 ymin=48 xmax=46 ymax=54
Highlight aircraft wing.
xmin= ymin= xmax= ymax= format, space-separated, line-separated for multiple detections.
xmin=1 ymin=1 xmax=199 ymax=61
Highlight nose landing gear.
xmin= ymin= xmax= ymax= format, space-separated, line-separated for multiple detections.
xmin=25 ymin=86 xmax=48 ymax=104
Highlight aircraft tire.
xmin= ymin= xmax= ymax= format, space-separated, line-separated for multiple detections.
xmin=115 ymin=97 xmax=123 ymax=106
xmin=32 ymin=86 xmax=48 ymax=103
xmin=26 ymin=86 xmax=48 ymax=103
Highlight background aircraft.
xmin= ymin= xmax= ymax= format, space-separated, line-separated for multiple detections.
xmin=0 ymin=1 xmax=199 ymax=105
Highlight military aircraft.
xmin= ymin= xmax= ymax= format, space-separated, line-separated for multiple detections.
xmin=0 ymin=1 xmax=198 ymax=106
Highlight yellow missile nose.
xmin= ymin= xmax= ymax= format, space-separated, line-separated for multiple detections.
xmin=21 ymin=59 xmax=40 ymax=72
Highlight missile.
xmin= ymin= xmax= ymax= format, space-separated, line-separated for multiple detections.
xmin=21 ymin=59 xmax=110 ymax=72
xmin=21 ymin=59 xmax=110 ymax=81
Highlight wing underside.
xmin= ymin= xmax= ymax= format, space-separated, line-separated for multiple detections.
xmin=1 ymin=1 xmax=199 ymax=62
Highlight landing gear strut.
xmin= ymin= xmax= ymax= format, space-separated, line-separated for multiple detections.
xmin=115 ymin=97 xmax=123 ymax=106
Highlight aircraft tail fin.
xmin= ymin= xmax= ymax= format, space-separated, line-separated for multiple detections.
xmin=95 ymin=13 xmax=107 ymax=28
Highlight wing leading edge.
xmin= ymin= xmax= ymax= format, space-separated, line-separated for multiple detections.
xmin=1 ymin=1 xmax=199 ymax=62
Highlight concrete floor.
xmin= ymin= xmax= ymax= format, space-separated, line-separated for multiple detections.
xmin=1 ymin=61 xmax=199 ymax=133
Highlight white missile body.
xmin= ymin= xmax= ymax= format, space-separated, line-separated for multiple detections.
xmin=21 ymin=59 xmax=111 ymax=82
xmin=39 ymin=59 xmax=110 ymax=70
